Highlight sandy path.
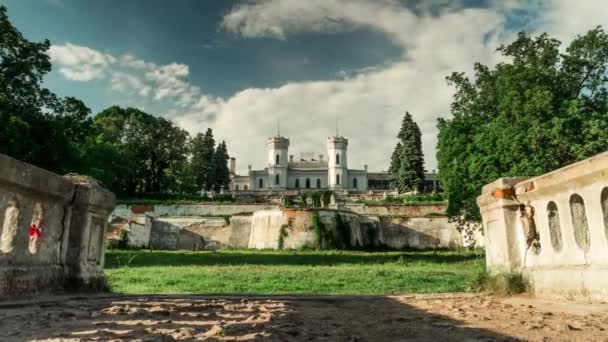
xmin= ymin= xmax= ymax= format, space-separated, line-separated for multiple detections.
xmin=0 ymin=293 xmax=606 ymax=341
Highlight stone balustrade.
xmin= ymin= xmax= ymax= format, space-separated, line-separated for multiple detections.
xmin=478 ymin=152 xmax=608 ymax=300
xmin=0 ymin=153 xmax=115 ymax=298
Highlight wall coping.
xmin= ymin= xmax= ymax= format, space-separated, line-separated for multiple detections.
xmin=0 ymin=153 xmax=74 ymax=202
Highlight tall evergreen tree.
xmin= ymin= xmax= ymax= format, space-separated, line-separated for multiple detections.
xmin=212 ymin=141 xmax=231 ymax=192
xmin=191 ymin=128 xmax=216 ymax=191
xmin=389 ymin=112 xmax=425 ymax=193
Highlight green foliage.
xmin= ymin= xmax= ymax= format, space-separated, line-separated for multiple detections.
xmin=0 ymin=6 xmax=233 ymax=198
xmin=105 ymin=249 xmax=485 ymax=295
xmin=283 ymin=195 xmax=295 ymax=207
xmin=438 ymin=27 xmax=608 ymax=220
xmin=213 ymin=141 xmax=231 ymax=192
xmin=356 ymin=192 xmax=445 ymax=205
xmin=191 ymin=129 xmax=216 ymax=191
xmin=278 ymin=224 xmax=290 ymax=250
xmin=0 ymin=6 xmax=93 ymax=173
xmin=389 ymin=112 xmax=425 ymax=193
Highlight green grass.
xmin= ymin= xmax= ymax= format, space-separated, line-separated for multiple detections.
xmin=105 ymin=249 xmax=485 ymax=295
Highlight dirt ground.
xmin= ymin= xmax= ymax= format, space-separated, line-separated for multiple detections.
xmin=0 ymin=293 xmax=606 ymax=341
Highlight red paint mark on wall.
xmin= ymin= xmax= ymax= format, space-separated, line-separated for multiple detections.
xmin=491 ymin=189 xmax=515 ymax=199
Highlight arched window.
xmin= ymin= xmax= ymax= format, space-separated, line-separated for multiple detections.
xmin=244 ymin=185 xmax=248 ymax=190
xmin=276 ymin=154 xmax=280 ymax=164
xmin=547 ymin=201 xmax=562 ymax=252
xmin=258 ymin=178 xmax=264 ymax=189
xmin=353 ymin=178 xmax=358 ymax=189
xmin=569 ymin=194 xmax=590 ymax=252
xmin=306 ymin=178 xmax=311 ymax=188
xmin=602 ymin=187 xmax=608 ymax=242
xmin=336 ymin=154 xmax=340 ymax=165
xmin=316 ymin=178 xmax=321 ymax=188
xmin=235 ymin=185 xmax=239 ymax=191
xmin=275 ymin=174 xmax=280 ymax=185
xmin=295 ymin=179 xmax=300 ymax=188
xmin=336 ymin=174 xmax=340 ymax=185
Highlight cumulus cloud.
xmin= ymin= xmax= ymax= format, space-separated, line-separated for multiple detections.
xmin=49 ymin=1 xmax=608 ymax=174
xmin=48 ymin=43 xmax=116 ymax=81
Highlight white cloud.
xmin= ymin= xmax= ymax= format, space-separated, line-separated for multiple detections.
xmin=49 ymin=1 xmax=608 ymax=175
xmin=48 ymin=43 xmax=116 ymax=81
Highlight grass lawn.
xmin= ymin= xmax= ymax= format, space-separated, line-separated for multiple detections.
xmin=105 ymin=249 xmax=485 ymax=295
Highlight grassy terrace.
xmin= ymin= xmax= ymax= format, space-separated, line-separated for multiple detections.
xmin=105 ymin=249 xmax=484 ymax=295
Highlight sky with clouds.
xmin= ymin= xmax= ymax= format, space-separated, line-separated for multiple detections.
xmin=4 ymin=0 xmax=608 ymax=174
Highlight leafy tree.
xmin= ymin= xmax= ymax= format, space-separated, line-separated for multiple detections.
xmin=437 ymin=27 xmax=608 ymax=221
xmin=389 ymin=112 xmax=425 ymax=192
xmin=212 ymin=141 xmax=231 ymax=191
xmin=191 ymin=128 xmax=216 ymax=191
xmin=0 ymin=5 xmax=92 ymax=172
xmin=91 ymin=106 xmax=189 ymax=196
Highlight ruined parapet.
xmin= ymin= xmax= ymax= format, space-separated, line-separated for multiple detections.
xmin=0 ymin=154 xmax=115 ymax=298
xmin=478 ymin=152 xmax=608 ymax=301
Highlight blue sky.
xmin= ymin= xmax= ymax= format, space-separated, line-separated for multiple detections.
xmin=4 ymin=0 xmax=607 ymax=173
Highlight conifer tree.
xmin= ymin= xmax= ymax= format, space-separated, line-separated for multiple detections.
xmin=212 ymin=141 xmax=231 ymax=192
xmin=191 ymin=128 xmax=216 ymax=191
xmin=389 ymin=112 xmax=425 ymax=192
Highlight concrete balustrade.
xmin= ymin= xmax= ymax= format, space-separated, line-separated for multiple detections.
xmin=0 ymin=153 xmax=115 ymax=298
xmin=478 ymin=152 xmax=608 ymax=300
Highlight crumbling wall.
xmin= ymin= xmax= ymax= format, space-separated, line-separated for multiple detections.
xmin=0 ymin=153 xmax=115 ymax=298
xmin=478 ymin=152 xmax=608 ymax=301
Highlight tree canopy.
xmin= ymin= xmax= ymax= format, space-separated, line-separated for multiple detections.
xmin=0 ymin=6 xmax=232 ymax=198
xmin=437 ymin=27 xmax=608 ymax=220
xmin=389 ymin=112 xmax=425 ymax=193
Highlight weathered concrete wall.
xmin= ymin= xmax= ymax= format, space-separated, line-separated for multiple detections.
xmin=342 ymin=204 xmax=447 ymax=217
xmin=113 ymin=204 xmax=277 ymax=217
xmin=112 ymin=204 xmax=469 ymax=251
xmin=478 ymin=152 xmax=608 ymax=301
xmin=378 ymin=217 xmax=461 ymax=249
xmin=0 ymin=153 xmax=115 ymax=298
xmin=149 ymin=215 xmax=252 ymax=250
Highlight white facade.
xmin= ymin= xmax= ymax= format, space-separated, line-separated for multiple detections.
xmin=230 ymin=134 xmax=368 ymax=191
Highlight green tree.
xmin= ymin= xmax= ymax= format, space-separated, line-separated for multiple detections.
xmin=212 ymin=141 xmax=231 ymax=191
xmin=389 ymin=112 xmax=425 ymax=192
xmin=437 ymin=27 xmax=608 ymax=221
xmin=191 ymin=128 xmax=216 ymax=191
xmin=91 ymin=106 xmax=189 ymax=196
xmin=0 ymin=5 xmax=92 ymax=173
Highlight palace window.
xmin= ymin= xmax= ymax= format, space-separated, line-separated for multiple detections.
xmin=258 ymin=178 xmax=264 ymax=189
xmin=316 ymin=178 xmax=321 ymax=188
xmin=353 ymin=178 xmax=358 ymax=189
xmin=295 ymin=179 xmax=300 ymax=188
xmin=235 ymin=185 xmax=239 ymax=191
xmin=276 ymin=154 xmax=280 ymax=164
xmin=244 ymin=185 xmax=248 ymax=190
xmin=275 ymin=174 xmax=280 ymax=185
xmin=306 ymin=178 xmax=311 ymax=188
xmin=336 ymin=174 xmax=340 ymax=185
xmin=336 ymin=154 xmax=340 ymax=165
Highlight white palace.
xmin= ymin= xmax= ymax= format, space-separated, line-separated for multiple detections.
xmin=228 ymin=133 xmax=442 ymax=192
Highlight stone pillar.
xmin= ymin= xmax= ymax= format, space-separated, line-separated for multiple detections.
xmin=477 ymin=177 xmax=530 ymax=274
xmin=63 ymin=174 xmax=116 ymax=291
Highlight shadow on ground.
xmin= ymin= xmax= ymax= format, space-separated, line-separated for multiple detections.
xmin=105 ymin=250 xmax=482 ymax=268
xmin=0 ymin=294 xmax=517 ymax=341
